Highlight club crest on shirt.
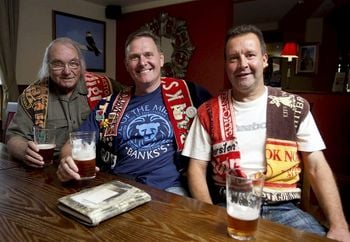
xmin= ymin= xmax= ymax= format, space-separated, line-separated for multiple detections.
xmin=119 ymin=104 xmax=173 ymax=160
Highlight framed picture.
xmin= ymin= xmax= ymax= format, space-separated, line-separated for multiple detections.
xmin=53 ymin=11 xmax=106 ymax=72
xmin=264 ymin=57 xmax=282 ymax=87
xmin=296 ymin=43 xmax=319 ymax=74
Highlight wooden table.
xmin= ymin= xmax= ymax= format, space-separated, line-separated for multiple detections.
xmin=0 ymin=143 xmax=334 ymax=241
xmin=0 ymin=142 xmax=20 ymax=170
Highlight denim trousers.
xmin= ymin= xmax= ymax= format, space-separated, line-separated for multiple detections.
xmin=217 ymin=200 xmax=326 ymax=236
xmin=261 ymin=201 xmax=327 ymax=236
xmin=165 ymin=186 xmax=189 ymax=196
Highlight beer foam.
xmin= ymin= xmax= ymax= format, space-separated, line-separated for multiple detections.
xmin=72 ymin=139 xmax=96 ymax=160
xmin=227 ymin=203 xmax=259 ymax=221
xmin=37 ymin=144 xmax=56 ymax=149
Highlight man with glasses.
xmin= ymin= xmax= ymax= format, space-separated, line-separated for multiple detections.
xmin=6 ymin=37 xmax=123 ymax=168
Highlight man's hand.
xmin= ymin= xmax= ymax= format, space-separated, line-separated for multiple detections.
xmin=57 ymin=156 xmax=99 ymax=182
xmin=7 ymin=137 xmax=44 ymax=168
xmin=23 ymin=141 xmax=45 ymax=168
xmin=327 ymin=227 xmax=350 ymax=242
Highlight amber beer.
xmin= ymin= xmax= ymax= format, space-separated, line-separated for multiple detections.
xmin=37 ymin=144 xmax=55 ymax=165
xmin=33 ymin=126 xmax=56 ymax=165
xmin=74 ymin=157 xmax=96 ymax=179
xmin=70 ymin=131 xmax=97 ymax=180
xmin=72 ymin=149 xmax=96 ymax=180
xmin=227 ymin=203 xmax=259 ymax=239
xmin=226 ymin=172 xmax=264 ymax=240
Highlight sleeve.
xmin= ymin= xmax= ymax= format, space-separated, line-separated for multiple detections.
xmin=297 ymin=111 xmax=326 ymax=152
xmin=182 ymin=116 xmax=212 ymax=161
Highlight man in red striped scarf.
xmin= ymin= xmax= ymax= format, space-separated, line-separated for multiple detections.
xmin=182 ymin=24 xmax=350 ymax=241
xmin=57 ymin=30 xmax=211 ymax=196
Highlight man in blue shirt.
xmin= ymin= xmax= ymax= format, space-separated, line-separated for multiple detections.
xmin=57 ymin=29 xmax=211 ymax=195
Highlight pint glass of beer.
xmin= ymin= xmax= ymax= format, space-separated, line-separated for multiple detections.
xmin=226 ymin=172 xmax=264 ymax=240
xmin=70 ymin=131 xmax=96 ymax=180
xmin=33 ymin=126 xmax=56 ymax=166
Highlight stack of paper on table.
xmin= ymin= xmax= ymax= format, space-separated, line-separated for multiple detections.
xmin=58 ymin=180 xmax=151 ymax=226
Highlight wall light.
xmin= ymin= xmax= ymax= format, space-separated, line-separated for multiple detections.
xmin=280 ymin=42 xmax=298 ymax=85
xmin=281 ymin=42 xmax=298 ymax=62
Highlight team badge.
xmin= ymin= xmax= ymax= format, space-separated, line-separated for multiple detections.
xmin=185 ymin=106 xmax=197 ymax=118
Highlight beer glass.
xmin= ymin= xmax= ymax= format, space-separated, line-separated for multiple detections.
xmin=70 ymin=131 xmax=96 ymax=180
xmin=226 ymin=172 xmax=264 ymax=240
xmin=33 ymin=126 xmax=56 ymax=166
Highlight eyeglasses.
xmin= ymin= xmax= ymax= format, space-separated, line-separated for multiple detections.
xmin=49 ymin=60 xmax=80 ymax=71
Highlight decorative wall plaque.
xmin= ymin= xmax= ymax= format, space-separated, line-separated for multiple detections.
xmin=142 ymin=12 xmax=195 ymax=78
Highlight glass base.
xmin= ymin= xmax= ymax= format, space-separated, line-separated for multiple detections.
xmin=79 ymin=175 xmax=96 ymax=180
xmin=227 ymin=228 xmax=255 ymax=241
xmin=228 ymin=232 xmax=255 ymax=240
xmin=43 ymin=161 xmax=53 ymax=166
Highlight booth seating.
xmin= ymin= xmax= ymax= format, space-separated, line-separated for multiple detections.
xmin=2 ymin=102 xmax=18 ymax=142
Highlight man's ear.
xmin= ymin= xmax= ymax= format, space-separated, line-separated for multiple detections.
xmin=160 ymin=53 xmax=165 ymax=67
xmin=263 ymin=53 xmax=269 ymax=68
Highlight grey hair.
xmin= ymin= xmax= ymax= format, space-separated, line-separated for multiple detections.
xmin=37 ymin=37 xmax=86 ymax=80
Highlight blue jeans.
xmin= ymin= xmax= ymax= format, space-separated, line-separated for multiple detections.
xmin=261 ymin=202 xmax=327 ymax=236
xmin=165 ymin=186 xmax=189 ymax=196
xmin=217 ymin=200 xmax=326 ymax=236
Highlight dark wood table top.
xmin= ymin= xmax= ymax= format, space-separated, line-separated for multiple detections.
xmin=0 ymin=143 xmax=20 ymax=170
xmin=0 ymin=143 xmax=334 ymax=241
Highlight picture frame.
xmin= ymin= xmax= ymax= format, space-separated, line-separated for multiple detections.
xmin=53 ymin=11 xmax=106 ymax=72
xmin=296 ymin=43 xmax=319 ymax=74
xmin=264 ymin=57 xmax=282 ymax=87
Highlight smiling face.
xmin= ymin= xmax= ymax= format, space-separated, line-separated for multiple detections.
xmin=48 ymin=42 xmax=82 ymax=95
xmin=225 ymin=33 xmax=268 ymax=101
xmin=125 ymin=36 xmax=164 ymax=95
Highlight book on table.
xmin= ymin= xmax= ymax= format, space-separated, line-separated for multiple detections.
xmin=58 ymin=180 xmax=151 ymax=226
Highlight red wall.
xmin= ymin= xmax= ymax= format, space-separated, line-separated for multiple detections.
xmin=115 ymin=0 xmax=233 ymax=96
xmin=296 ymin=92 xmax=350 ymax=173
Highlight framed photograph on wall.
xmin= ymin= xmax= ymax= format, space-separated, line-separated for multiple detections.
xmin=264 ymin=57 xmax=282 ymax=87
xmin=53 ymin=11 xmax=106 ymax=72
xmin=296 ymin=43 xmax=319 ymax=74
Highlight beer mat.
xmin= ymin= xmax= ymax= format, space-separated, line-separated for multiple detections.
xmin=57 ymin=180 xmax=151 ymax=226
